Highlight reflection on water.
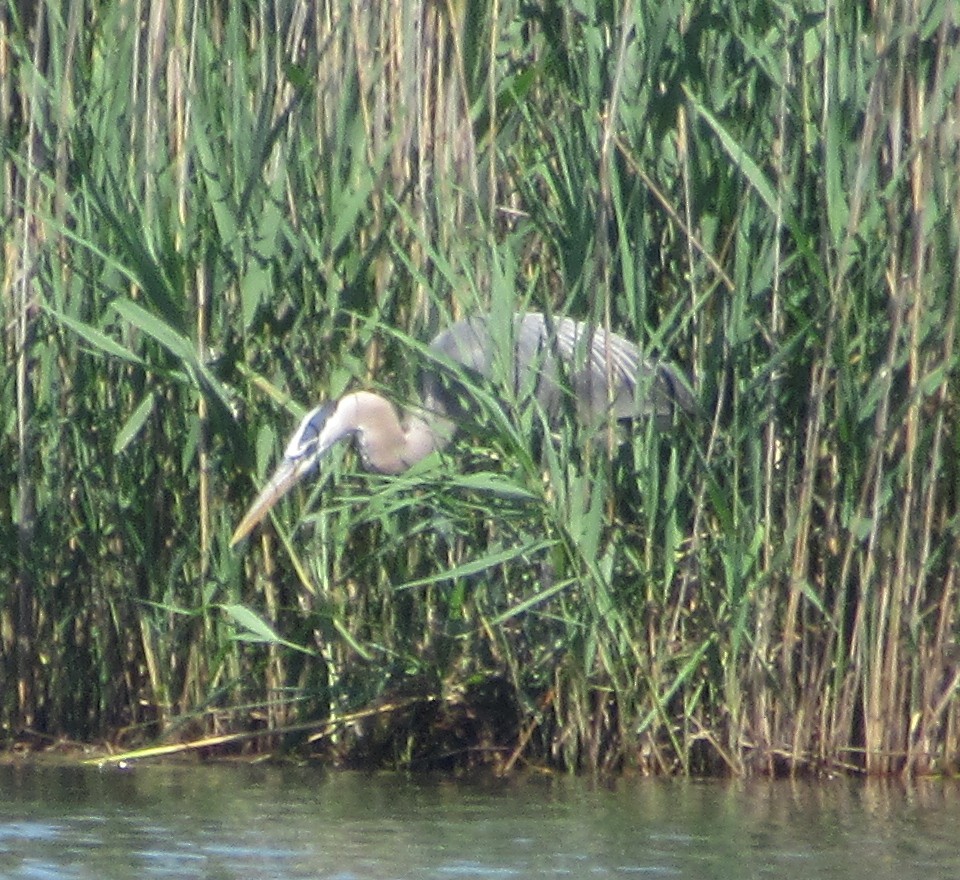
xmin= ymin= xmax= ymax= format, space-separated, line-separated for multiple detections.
xmin=1 ymin=761 xmax=959 ymax=879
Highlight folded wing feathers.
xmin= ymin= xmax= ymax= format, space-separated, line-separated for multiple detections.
xmin=552 ymin=315 xmax=645 ymax=398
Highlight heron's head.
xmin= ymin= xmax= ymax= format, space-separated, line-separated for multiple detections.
xmin=230 ymin=401 xmax=338 ymax=546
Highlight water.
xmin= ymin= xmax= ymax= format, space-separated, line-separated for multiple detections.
xmin=1 ymin=761 xmax=959 ymax=879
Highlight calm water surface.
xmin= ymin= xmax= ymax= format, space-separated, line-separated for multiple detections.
xmin=1 ymin=761 xmax=958 ymax=879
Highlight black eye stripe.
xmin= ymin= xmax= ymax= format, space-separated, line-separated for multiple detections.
xmin=285 ymin=401 xmax=336 ymax=459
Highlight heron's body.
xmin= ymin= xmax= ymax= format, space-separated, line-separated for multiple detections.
xmin=231 ymin=312 xmax=694 ymax=545
xmin=425 ymin=313 xmax=693 ymax=427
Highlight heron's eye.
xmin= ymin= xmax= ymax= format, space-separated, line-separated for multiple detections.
xmin=284 ymin=402 xmax=336 ymax=459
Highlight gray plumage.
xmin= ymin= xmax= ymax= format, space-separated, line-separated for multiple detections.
xmin=231 ymin=312 xmax=694 ymax=545
xmin=424 ymin=312 xmax=694 ymax=429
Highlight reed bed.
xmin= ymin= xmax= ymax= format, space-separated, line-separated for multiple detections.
xmin=2 ymin=0 xmax=958 ymax=776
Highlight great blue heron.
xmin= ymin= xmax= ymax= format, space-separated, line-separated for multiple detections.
xmin=231 ymin=312 xmax=694 ymax=546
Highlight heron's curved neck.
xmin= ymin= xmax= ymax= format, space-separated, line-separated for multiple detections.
xmin=337 ymin=391 xmax=451 ymax=475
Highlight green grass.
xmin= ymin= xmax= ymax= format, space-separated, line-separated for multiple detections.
xmin=2 ymin=0 xmax=958 ymax=776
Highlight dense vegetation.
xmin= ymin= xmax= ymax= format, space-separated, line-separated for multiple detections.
xmin=2 ymin=0 xmax=958 ymax=776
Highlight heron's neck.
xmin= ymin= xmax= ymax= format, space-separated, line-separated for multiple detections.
xmin=396 ymin=411 xmax=449 ymax=472
xmin=341 ymin=391 xmax=452 ymax=475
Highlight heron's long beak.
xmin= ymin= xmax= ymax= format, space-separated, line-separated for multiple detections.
xmin=230 ymin=455 xmax=316 ymax=547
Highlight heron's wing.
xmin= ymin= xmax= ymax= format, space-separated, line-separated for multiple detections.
xmin=426 ymin=312 xmax=695 ymax=429
xmin=539 ymin=314 xmax=694 ymax=427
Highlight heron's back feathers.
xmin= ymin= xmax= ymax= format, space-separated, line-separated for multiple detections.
xmin=425 ymin=312 xmax=694 ymax=430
